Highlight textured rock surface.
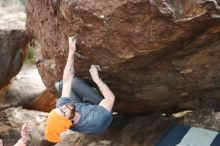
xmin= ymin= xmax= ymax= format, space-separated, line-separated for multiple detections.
xmin=26 ymin=0 xmax=220 ymax=113
xmin=0 ymin=107 xmax=81 ymax=146
xmin=46 ymin=110 xmax=220 ymax=146
xmin=0 ymin=107 xmax=47 ymax=146
xmin=0 ymin=19 xmax=30 ymax=99
xmin=184 ymin=108 xmax=220 ymax=131
xmin=79 ymin=114 xmax=180 ymax=146
xmin=0 ymin=107 xmax=171 ymax=146
xmin=30 ymin=89 xmax=56 ymax=112
xmin=1 ymin=107 xmax=220 ymax=146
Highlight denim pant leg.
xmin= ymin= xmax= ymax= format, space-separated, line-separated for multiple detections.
xmin=56 ymin=81 xmax=82 ymax=103
xmin=72 ymin=77 xmax=103 ymax=105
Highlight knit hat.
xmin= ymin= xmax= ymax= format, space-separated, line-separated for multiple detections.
xmin=45 ymin=110 xmax=73 ymax=142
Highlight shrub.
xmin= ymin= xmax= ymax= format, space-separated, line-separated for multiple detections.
xmin=25 ymin=46 xmax=34 ymax=64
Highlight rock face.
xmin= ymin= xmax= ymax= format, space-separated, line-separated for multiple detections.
xmin=0 ymin=107 xmax=47 ymax=146
xmin=0 ymin=107 xmax=176 ymax=146
xmin=79 ymin=114 xmax=180 ymax=146
xmin=0 ymin=19 xmax=30 ymax=100
xmin=30 ymin=89 xmax=56 ymax=112
xmin=1 ymin=107 xmax=220 ymax=146
xmin=26 ymin=0 xmax=220 ymax=113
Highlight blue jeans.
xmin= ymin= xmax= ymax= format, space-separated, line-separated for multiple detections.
xmin=57 ymin=78 xmax=103 ymax=105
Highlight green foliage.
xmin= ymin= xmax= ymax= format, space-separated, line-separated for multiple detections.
xmin=25 ymin=46 xmax=34 ymax=64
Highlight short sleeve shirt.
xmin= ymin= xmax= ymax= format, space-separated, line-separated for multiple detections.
xmin=56 ymin=97 xmax=113 ymax=134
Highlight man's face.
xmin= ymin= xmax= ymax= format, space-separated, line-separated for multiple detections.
xmin=61 ymin=104 xmax=75 ymax=120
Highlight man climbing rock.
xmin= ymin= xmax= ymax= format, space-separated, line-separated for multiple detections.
xmin=42 ymin=37 xmax=115 ymax=145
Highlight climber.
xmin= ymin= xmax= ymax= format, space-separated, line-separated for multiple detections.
xmin=0 ymin=123 xmax=30 ymax=146
xmin=42 ymin=37 xmax=115 ymax=145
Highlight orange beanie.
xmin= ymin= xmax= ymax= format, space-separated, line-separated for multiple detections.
xmin=45 ymin=110 xmax=73 ymax=143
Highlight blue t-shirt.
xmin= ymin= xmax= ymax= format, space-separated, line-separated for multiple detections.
xmin=56 ymin=97 xmax=113 ymax=134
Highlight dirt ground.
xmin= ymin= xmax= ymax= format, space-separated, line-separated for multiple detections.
xmin=4 ymin=64 xmax=46 ymax=107
xmin=0 ymin=0 xmax=26 ymax=21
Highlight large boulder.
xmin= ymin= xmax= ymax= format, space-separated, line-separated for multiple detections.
xmin=0 ymin=107 xmax=176 ymax=146
xmin=1 ymin=107 xmax=220 ymax=146
xmin=26 ymin=0 xmax=220 ymax=113
xmin=29 ymin=89 xmax=56 ymax=112
xmin=0 ymin=107 xmax=80 ymax=146
xmin=79 ymin=109 xmax=220 ymax=146
xmin=0 ymin=19 xmax=30 ymax=100
xmin=0 ymin=107 xmax=47 ymax=146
